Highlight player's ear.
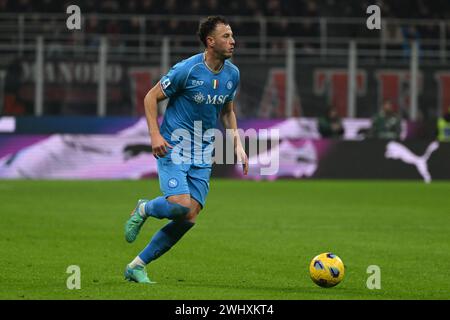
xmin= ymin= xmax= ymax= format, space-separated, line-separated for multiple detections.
xmin=206 ymin=35 xmax=215 ymax=48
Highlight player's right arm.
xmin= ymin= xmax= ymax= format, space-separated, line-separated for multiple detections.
xmin=143 ymin=83 xmax=172 ymax=157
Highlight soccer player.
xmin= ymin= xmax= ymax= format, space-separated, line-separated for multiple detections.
xmin=124 ymin=16 xmax=248 ymax=283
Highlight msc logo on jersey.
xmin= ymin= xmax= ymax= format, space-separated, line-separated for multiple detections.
xmin=206 ymin=94 xmax=229 ymax=105
xmin=193 ymin=92 xmax=205 ymax=104
xmin=193 ymin=92 xmax=229 ymax=105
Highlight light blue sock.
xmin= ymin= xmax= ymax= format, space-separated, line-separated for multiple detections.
xmin=144 ymin=196 xmax=190 ymax=220
xmin=138 ymin=220 xmax=195 ymax=264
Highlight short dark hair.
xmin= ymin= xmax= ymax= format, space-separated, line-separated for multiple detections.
xmin=197 ymin=16 xmax=229 ymax=47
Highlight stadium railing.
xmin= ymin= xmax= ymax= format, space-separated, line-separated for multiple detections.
xmin=0 ymin=13 xmax=449 ymax=62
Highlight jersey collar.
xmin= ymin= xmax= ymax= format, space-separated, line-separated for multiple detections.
xmin=203 ymin=51 xmax=224 ymax=74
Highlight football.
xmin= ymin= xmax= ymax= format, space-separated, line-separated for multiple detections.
xmin=309 ymin=253 xmax=345 ymax=288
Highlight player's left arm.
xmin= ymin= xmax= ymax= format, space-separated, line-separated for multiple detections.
xmin=220 ymin=101 xmax=248 ymax=175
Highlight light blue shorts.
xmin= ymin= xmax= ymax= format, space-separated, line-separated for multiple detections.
xmin=156 ymin=153 xmax=212 ymax=208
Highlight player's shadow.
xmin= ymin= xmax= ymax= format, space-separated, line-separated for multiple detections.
xmin=182 ymin=281 xmax=365 ymax=297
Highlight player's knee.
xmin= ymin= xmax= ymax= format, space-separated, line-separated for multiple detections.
xmin=185 ymin=210 xmax=199 ymax=223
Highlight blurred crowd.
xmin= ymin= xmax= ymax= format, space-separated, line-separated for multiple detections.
xmin=1 ymin=0 xmax=448 ymax=19
xmin=1 ymin=0 xmax=448 ymax=54
xmin=1 ymin=0 xmax=448 ymax=50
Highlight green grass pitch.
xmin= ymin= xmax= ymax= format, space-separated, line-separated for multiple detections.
xmin=0 ymin=179 xmax=449 ymax=300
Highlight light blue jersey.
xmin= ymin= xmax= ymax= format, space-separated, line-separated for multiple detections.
xmin=159 ymin=52 xmax=240 ymax=167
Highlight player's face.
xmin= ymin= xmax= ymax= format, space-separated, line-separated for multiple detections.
xmin=210 ymin=23 xmax=235 ymax=59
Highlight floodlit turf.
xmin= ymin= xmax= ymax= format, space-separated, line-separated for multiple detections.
xmin=0 ymin=179 xmax=449 ymax=300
